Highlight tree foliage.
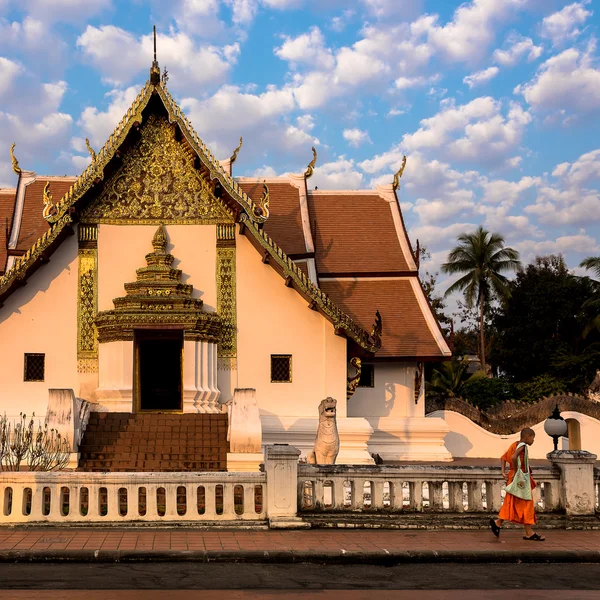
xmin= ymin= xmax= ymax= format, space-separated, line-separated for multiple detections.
xmin=442 ymin=226 xmax=520 ymax=373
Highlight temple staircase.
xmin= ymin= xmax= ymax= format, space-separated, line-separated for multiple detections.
xmin=78 ymin=412 xmax=229 ymax=472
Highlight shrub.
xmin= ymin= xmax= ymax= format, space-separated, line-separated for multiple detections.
xmin=515 ymin=374 xmax=566 ymax=404
xmin=462 ymin=377 xmax=515 ymax=410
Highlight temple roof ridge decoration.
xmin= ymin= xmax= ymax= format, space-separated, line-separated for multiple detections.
xmin=95 ymin=224 xmax=221 ymax=343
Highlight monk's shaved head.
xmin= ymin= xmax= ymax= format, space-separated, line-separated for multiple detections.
xmin=521 ymin=427 xmax=535 ymax=439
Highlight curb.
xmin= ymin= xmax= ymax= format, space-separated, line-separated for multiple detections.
xmin=1 ymin=549 xmax=600 ymax=564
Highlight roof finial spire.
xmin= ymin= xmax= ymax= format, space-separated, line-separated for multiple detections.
xmin=150 ymin=25 xmax=161 ymax=85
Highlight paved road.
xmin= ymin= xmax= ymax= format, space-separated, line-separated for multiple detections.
xmin=1 ymin=562 xmax=599 ymax=591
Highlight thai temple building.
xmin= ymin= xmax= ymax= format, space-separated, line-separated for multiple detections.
xmin=0 ymin=52 xmax=453 ymax=472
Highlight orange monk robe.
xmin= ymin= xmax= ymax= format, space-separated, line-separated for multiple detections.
xmin=498 ymin=441 xmax=537 ymax=525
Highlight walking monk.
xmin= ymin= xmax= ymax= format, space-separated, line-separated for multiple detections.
xmin=489 ymin=427 xmax=545 ymax=541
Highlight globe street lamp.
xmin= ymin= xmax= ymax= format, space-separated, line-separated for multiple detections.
xmin=544 ymin=405 xmax=568 ymax=452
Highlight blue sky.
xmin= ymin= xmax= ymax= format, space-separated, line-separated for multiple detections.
xmin=0 ymin=0 xmax=599 ymax=292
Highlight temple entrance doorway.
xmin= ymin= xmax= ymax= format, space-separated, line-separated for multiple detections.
xmin=135 ymin=330 xmax=183 ymax=412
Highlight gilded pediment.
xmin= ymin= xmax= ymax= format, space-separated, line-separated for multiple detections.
xmin=81 ymin=114 xmax=234 ymax=225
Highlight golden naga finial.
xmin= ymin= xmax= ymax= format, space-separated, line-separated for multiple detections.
xmin=10 ymin=143 xmax=21 ymax=175
xmin=392 ymin=155 xmax=407 ymax=191
xmin=230 ymin=136 xmax=243 ymax=165
xmin=304 ymin=146 xmax=317 ymax=179
xmin=254 ymin=183 xmax=270 ymax=219
xmin=42 ymin=182 xmax=56 ymax=221
xmin=371 ymin=309 xmax=382 ymax=350
xmin=85 ymin=138 xmax=96 ymax=162
xmin=347 ymin=357 xmax=362 ymax=399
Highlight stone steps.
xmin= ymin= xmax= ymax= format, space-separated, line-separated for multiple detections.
xmin=78 ymin=412 xmax=228 ymax=472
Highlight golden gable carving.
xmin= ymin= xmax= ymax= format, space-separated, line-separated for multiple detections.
xmin=81 ymin=114 xmax=234 ymax=225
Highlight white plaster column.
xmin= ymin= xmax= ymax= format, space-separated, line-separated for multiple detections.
xmin=227 ymin=388 xmax=263 ymax=472
xmin=548 ymin=450 xmax=598 ymax=515
xmin=183 ymin=340 xmax=221 ymax=413
xmin=265 ymin=444 xmax=308 ymax=528
xmin=96 ymin=341 xmax=134 ymax=412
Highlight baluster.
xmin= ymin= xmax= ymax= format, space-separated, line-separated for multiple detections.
xmin=352 ymin=479 xmax=364 ymax=510
xmin=533 ymin=481 xmax=544 ymax=512
xmin=106 ymin=485 xmax=119 ymax=520
xmin=409 ymin=480 xmax=423 ymax=511
xmin=31 ymin=484 xmax=44 ymax=520
xmin=467 ymin=481 xmax=484 ymax=512
xmin=487 ymin=481 xmax=504 ymax=513
xmin=222 ymin=484 xmax=234 ymax=519
xmin=332 ymin=478 xmax=345 ymax=510
xmin=372 ymin=480 xmax=384 ymax=510
xmin=243 ymin=484 xmax=255 ymax=519
xmin=430 ymin=481 xmax=444 ymax=511
xmin=164 ymin=483 xmax=178 ymax=519
xmin=146 ymin=485 xmax=159 ymax=520
xmin=543 ymin=481 xmax=558 ymax=512
xmin=11 ymin=485 xmax=24 ymax=522
xmin=203 ymin=484 xmax=216 ymax=519
xmin=313 ymin=480 xmax=325 ymax=510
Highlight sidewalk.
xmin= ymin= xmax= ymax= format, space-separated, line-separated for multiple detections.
xmin=0 ymin=528 xmax=599 ymax=563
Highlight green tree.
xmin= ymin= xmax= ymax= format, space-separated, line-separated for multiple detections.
xmin=442 ymin=226 xmax=521 ymax=375
xmin=580 ymin=256 xmax=600 ymax=337
xmin=427 ymin=358 xmax=481 ymax=397
xmin=494 ymin=255 xmax=599 ymax=389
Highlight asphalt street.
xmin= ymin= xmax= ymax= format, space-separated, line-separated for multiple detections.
xmin=0 ymin=562 xmax=599 ymax=590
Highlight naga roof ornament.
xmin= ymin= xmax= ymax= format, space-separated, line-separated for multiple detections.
xmin=304 ymin=146 xmax=317 ymax=179
xmin=10 ymin=143 xmax=21 ymax=175
xmin=42 ymin=182 xmax=57 ymax=221
xmin=85 ymin=138 xmax=96 ymax=162
xmin=253 ymin=183 xmax=270 ymax=219
xmin=229 ymin=136 xmax=243 ymax=165
xmin=392 ymin=155 xmax=407 ymax=191
xmin=370 ymin=310 xmax=382 ymax=350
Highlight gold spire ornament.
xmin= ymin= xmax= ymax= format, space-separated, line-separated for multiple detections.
xmin=10 ymin=143 xmax=21 ymax=175
xmin=304 ymin=146 xmax=317 ymax=179
xmin=85 ymin=138 xmax=96 ymax=162
xmin=229 ymin=136 xmax=243 ymax=165
xmin=392 ymin=155 xmax=407 ymax=191
xmin=150 ymin=25 xmax=160 ymax=85
xmin=42 ymin=182 xmax=56 ymax=221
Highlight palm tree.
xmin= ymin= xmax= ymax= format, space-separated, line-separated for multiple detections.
xmin=580 ymin=256 xmax=600 ymax=337
xmin=427 ymin=358 xmax=482 ymax=397
xmin=442 ymin=226 xmax=521 ymax=374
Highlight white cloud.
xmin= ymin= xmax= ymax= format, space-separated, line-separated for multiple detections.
xmin=551 ymin=149 xmax=600 ymax=187
xmin=493 ymin=33 xmax=543 ymax=66
xmin=275 ymin=27 xmax=335 ymax=70
xmin=226 ymin=0 xmax=260 ymax=25
xmin=517 ymin=234 xmax=599 ymax=261
xmin=21 ymin=0 xmax=111 ymax=23
xmin=77 ymin=26 xmax=239 ymax=90
xmin=0 ymin=57 xmax=20 ymax=96
xmin=463 ymin=66 xmax=499 ymax=88
xmin=540 ymin=1 xmax=593 ymax=46
xmin=516 ymin=45 xmax=600 ymax=114
xmin=479 ymin=175 xmax=541 ymax=205
xmin=343 ymin=128 xmax=371 ymax=148
xmin=312 ymin=156 xmax=363 ymax=189
xmin=401 ymin=97 xmax=531 ymax=163
xmin=422 ymin=0 xmax=530 ymax=63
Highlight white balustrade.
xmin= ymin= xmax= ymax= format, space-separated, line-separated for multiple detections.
xmin=297 ymin=464 xmax=562 ymax=513
xmin=0 ymin=472 xmax=265 ymax=524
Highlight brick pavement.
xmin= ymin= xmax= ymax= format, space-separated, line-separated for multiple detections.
xmin=0 ymin=528 xmax=598 ymax=557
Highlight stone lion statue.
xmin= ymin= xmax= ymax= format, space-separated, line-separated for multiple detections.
xmin=307 ymin=397 xmax=339 ymax=465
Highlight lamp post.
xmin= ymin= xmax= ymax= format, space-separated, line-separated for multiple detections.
xmin=544 ymin=404 xmax=568 ymax=452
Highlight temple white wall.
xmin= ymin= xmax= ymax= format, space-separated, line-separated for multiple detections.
xmin=0 ymin=236 xmax=79 ymax=418
xmin=98 ymin=224 xmax=217 ymax=311
xmin=430 ymin=410 xmax=600 ymax=459
xmin=235 ymin=233 xmax=347 ymax=418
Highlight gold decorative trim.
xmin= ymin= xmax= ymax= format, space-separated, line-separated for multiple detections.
xmin=217 ymin=224 xmax=236 ymax=240
xmin=10 ymin=143 xmax=21 ymax=175
xmin=95 ymin=225 xmax=221 ymax=343
xmin=77 ymin=358 xmax=98 ymax=374
xmin=85 ymin=138 xmax=96 ymax=162
xmin=304 ymin=146 xmax=317 ymax=179
xmin=216 ymin=246 xmax=237 ymax=368
xmin=81 ymin=114 xmax=234 ymax=225
xmin=42 ymin=182 xmax=56 ymax=221
xmin=392 ymin=155 xmax=407 ymax=191
xmin=77 ymin=247 xmax=98 ymax=366
xmin=229 ymin=136 xmax=243 ymax=165
xmin=79 ymin=224 xmax=98 ymax=243
xmin=239 ymin=214 xmax=381 ymax=353
xmin=347 ymin=357 xmax=362 ymax=399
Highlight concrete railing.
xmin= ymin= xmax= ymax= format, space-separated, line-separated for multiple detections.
xmin=299 ymin=451 xmax=599 ymax=517
xmin=0 ymin=472 xmax=266 ymax=524
xmin=297 ymin=464 xmax=561 ymax=513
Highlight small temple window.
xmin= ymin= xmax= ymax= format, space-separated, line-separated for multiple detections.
xmin=358 ymin=364 xmax=375 ymax=388
xmin=24 ymin=354 xmax=45 ymax=382
xmin=271 ymin=355 xmax=292 ymax=383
